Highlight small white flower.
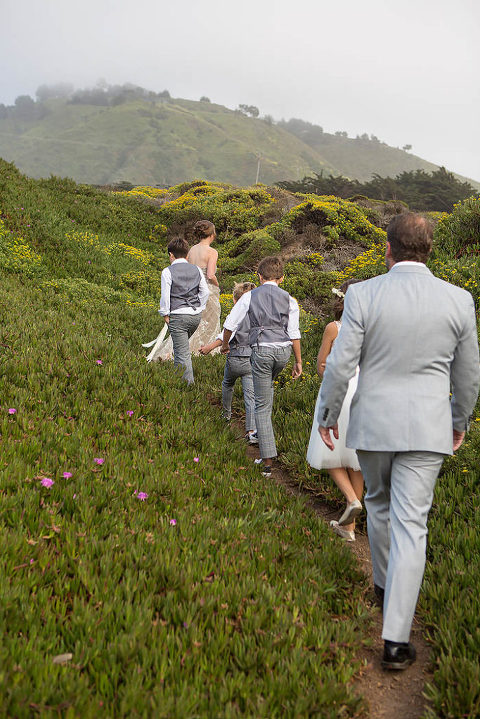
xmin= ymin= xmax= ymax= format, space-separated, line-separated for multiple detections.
xmin=332 ymin=287 xmax=345 ymax=299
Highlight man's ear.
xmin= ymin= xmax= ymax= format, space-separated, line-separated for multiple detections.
xmin=385 ymin=242 xmax=393 ymax=264
xmin=278 ymin=275 xmax=284 ymax=285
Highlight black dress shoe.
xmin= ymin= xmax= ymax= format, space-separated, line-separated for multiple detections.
xmin=381 ymin=640 xmax=416 ymax=670
xmin=374 ymin=584 xmax=385 ymax=608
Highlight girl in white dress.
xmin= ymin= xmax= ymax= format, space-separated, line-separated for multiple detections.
xmin=307 ymin=279 xmax=364 ymax=541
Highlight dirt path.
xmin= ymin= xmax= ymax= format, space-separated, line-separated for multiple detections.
xmin=239 ymin=430 xmax=433 ymax=718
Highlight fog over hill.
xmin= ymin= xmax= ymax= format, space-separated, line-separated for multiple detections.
xmin=0 ymin=84 xmax=478 ymax=188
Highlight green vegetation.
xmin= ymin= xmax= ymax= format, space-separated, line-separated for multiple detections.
xmin=0 ymin=158 xmax=479 ymax=717
xmin=278 ymin=167 xmax=479 ymax=212
xmin=2 ymin=82 xmax=479 ymax=188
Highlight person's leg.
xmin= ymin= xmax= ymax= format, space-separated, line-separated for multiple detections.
xmin=251 ymin=348 xmax=277 ymax=463
xmin=357 ymin=451 xmax=393 ymax=593
xmin=169 ymin=314 xmax=200 ymax=385
xmin=240 ymin=371 xmax=256 ymax=433
xmin=221 ymin=358 xmax=236 ymax=421
xmin=328 ymin=467 xmax=363 ymax=532
xmin=382 ymin=451 xmax=444 ymax=643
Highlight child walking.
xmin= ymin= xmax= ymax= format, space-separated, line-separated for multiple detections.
xmin=200 ymin=282 xmax=257 ymax=440
xmin=307 ymin=279 xmax=364 ymax=540
xmin=222 ymin=257 xmax=302 ymax=476
xmin=159 ymin=237 xmax=209 ymax=385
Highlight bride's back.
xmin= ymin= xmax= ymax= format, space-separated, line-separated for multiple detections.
xmin=187 ymin=242 xmax=215 ymax=269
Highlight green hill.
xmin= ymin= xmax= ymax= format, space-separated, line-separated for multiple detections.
xmin=1 ymin=91 xmax=478 ymax=187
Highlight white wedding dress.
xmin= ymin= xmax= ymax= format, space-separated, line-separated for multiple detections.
xmin=307 ymin=321 xmax=361 ymax=471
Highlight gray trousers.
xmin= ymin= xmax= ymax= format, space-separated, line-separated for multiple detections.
xmin=222 ymin=355 xmax=256 ymax=432
xmin=251 ymin=345 xmax=291 ymax=459
xmin=168 ymin=313 xmax=201 ymax=385
xmin=357 ymin=450 xmax=444 ymax=643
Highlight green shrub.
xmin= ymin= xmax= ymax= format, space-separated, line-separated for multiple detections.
xmin=433 ymin=196 xmax=480 ymax=258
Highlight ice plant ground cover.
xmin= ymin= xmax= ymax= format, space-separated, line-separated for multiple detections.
xmin=0 ymin=158 xmax=479 ymax=717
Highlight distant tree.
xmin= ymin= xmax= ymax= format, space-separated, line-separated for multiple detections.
xmin=36 ymin=83 xmax=74 ymax=102
xmin=402 ymin=144 xmax=412 ymax=151
xmin=277 ymin=167 xmax=477 ymax=211
xmin=158 ymin=90 xmax=171 ymax=99
xmin=360 ymin=133 xmax=370 ymax=141
xmin=14 ymin=95 xmax=35 ymax=119
xmin=200 ymin=96 xmax=211 ymax=102
xmin=0 ymin=103 xmax=7 ymax=119
xmin=335 ymin=131 xmax=348 ymax=138
xmin=238 ymin=104 xmax=259 ymax=118
xmin=263 ymin=114 xmax=274 ymax=125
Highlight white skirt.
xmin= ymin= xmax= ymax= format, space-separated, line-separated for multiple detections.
xmin=307 ymin=371 xmax=360 ymax=471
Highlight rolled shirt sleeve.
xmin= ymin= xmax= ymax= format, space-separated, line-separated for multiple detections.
xmin=159 ymin=267 xmax=172 ymax=316
xmin=223 ymin=292 xmax=251 ymax=333
xmin=287 ymin=296 xmax=301 ymax=340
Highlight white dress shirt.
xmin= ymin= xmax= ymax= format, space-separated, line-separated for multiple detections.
xmin=159 ymin=258 xmax=210 ymax=316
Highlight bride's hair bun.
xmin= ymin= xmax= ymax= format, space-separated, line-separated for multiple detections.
xmin=193 ymin=220 xmax=216 ymax=240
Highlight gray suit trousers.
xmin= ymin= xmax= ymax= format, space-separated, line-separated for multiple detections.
xmin=251 ymin=345 xmax=291 ymax=459
xmin=222 ymin=356 xmax=256 ymax=433
xmin=357 ymin=450 xmax=444 ymax=643
xmin=169 ymin=313 xmax=201 ymax=384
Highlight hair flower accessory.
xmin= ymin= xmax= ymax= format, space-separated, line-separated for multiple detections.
xmin=332 ymin=287 xmax=345 ymax=299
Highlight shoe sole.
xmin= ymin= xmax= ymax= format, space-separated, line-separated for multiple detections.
xmin=381 ymin=657 xmax=416 ymax=670
xmin=338 ymin=504 xmax=362 ymax=526
xmin=249 ymin=438 xmax=259 ymax=445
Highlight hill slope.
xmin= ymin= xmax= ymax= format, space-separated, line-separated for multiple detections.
xmin=1 ymin=94 xmax=478 ymax=187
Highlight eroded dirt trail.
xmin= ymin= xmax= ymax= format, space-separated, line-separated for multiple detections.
xmin=242 ymin=434 xmax=433 ymax=718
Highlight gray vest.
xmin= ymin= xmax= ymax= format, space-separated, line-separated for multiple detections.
xmin=169 ymin=262 xmax=201 ymax=311
xmin=248 ymin=284 xmax=290 ymax=345
xmin=229 ymin=314 xmax=252 ymax=357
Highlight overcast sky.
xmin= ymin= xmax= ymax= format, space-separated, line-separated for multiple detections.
xmin=2 ymin=0 xmax=479 ymax=181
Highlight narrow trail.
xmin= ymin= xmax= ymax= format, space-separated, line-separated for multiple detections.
xmin=237 ymin=426 xmax=433 ymax=718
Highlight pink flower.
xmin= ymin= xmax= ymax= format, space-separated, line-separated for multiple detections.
xmin=126 ymin=410 xmax=134 ymax=417
xmin=73 ymin=494 xmax=77 ymax=499
xmin=8 ymin=408 xmax=17 ymax=414
xmin=96 ymin=359 xmax=103 ymax=365
xmin=193 ymin=457 xmax=199 ymax=463
xmin=137 ymin=492 xmax=148 ymax=501
xmin=63 ymin=472 xmax=73 ymax=479
xmin=30 ymin=559 xmax=34 ymax=564
xmin=93 ymin=457 xmax=104 ymax=465
xmin=41 ymin=477 xmax=54 ymax=488
xmin=169 ymin=519 xmax=177 ymax=526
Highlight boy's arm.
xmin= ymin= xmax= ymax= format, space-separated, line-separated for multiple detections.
xmin=291 ymin=339 xmax=302 ymax=379
xmin=288 ymin=297 xmax=302 ymax=379
xmin=200 ymin=339 xmax=223 ymax=355
xmin=159 ymin=268 xmax=171 ymax=320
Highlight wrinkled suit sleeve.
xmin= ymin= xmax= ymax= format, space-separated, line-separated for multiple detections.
xmin=450 ymin=294 xmax=480 ymax=432
xmin=316 ymin=286 xmax=365 ymax=427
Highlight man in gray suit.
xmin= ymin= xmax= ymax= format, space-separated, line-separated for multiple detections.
xmin=317 ymin=213 xmax=479 ymax=669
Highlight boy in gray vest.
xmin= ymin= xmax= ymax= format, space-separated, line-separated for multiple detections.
xmin=160 ymin=237 xmax=209 ymax=384
xmin=221 ymin=257 xmax=302 ymax=476
xmin=199 ymin=282 xmax=257 ymax=441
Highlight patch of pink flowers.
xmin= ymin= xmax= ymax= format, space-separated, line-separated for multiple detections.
xmin=41 ymin=478 xmax=54 ymax=488
xmin=93 ymin=458 xmax=104 ymax=465
xmin=193 ymin=457 xmax=199 ymax=463
xmin=63 ymin=472 xmax=73 ymax=479
xmin=8 ymin=408 xmax=17 ymax=414
xmin=126 ymin=410 xmax=134 ymax=417
xmin=137 ymin=492 xmax=148 ymax=501
xmin=96 ymin=359 xmax=103 ymax=365
xmin=169 ymin=519 xmax=177 ymax=526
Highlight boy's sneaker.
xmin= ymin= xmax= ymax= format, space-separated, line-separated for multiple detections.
xmin=254 ymin=458 xmax=272 ymax=477
xmin=246 ymin=431 xmax=258 ymax=445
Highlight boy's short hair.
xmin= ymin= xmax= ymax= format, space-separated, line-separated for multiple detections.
xmin=257 ymin=256 xmax=284 ymax=280
xmin=233 ymin=281 xmax=256 ymax=301
xmin=167 ymin=237 xmax=190 ymax=258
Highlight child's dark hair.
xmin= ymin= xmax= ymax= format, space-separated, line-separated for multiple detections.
xmin=233 ymin=281 xmax=256 ymax=301
xmin=193 ymin=220 xmax=216 ymax=241
xmin=257 ymin=256 xmax=284 ymax=281
xmin=332 ymin=278 xmax=362 ymax=320
xmin=167 ymin=237 xmax=190 ymax=258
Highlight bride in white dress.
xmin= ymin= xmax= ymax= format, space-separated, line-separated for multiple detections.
xmin=144 ymin=220 xmax=221 ymax=361
xmin=307 ymin=279 xmax=364 ymax=541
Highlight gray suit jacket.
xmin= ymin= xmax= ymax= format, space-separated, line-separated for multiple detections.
xmin=317 ymin=264 xmax=480 ymax=454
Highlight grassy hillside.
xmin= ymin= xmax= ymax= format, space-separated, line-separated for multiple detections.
xmin=2 ymin=93 xmax=478 ymax=188
xmin=0 ymin=159 xmax=479 ymax=717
